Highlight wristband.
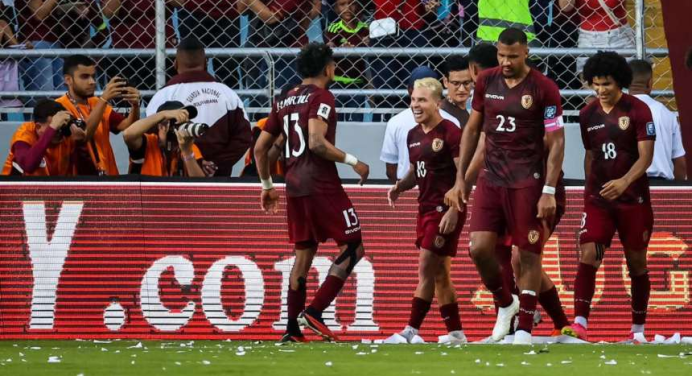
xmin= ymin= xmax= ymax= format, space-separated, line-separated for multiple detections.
xmin=182 ymin=152 xmax=195 ymax=162
xmin=542 ymin=185 xmax=556 ymax=195
xmin=343 ymin=153 xmax=358 ymax=166
xmin=261 ymin=177 xmax=274 ymax=190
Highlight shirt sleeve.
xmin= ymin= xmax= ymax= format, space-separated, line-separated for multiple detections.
xmin=635 ymin=101 xmax=656 ymax=142
xmin=108 ymin=109 xmax=126 ymax=134
xmin=447 ymin=124 xmax=461 ymax=158
xmin=471 ymin=73 xmax=487 ymax=113
xmin=308 ymin=90 xmax=336 ymax=123
xmin=671 ymin=113 xmax=686 ymax=159
xmin=541 ymin=79 xmax=564 ymax=133
xmin=579 ymin=110 xmax=591 ymax=150
xmin=380 ymin=118 xmax=399 ymax=164
xmin=264 ymin=102 xmax=282 ymax=137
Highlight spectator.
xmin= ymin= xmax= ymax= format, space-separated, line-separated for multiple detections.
xmin=559 ymin=0 xmax=634 ymax=76
xmin=177 ymin=1 xmax=242 ymax=88
xmin=2 ymin=99 xmax=95 ymax=176
xmin=380 ymin=66 xmax=461 ymax=182
xmin=102 ymin=0 xmax=179 ymax=90
xmin=146 ymin=37 xmax=252 ymax=177
xmin=467 ymin=42 xmax=498 ymax=83
xmin=123 ymin=101 xmax=205 ymax=177
xmin=58 ymin=1 xmax=106 ymax=48
xmin=475 ymin=0 xmax=539 ymax=45
xmin=628 ymin=59 xmax=686 ymax=181
xmin=325 ymin=0 xmax=370 ymax=121
xmin=242 ymin=0 xmax=320 ymax=93
xmin=56 ymin=55 xmax=141 ymax=175
xmin=441 ymin=55 xmax=472 ymax=126
xmin=0 ymin=10 xmax=29 ymax=110
xmin=17 ymin=0 xmax=66 ymax=93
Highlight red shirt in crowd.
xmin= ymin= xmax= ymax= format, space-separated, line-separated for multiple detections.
xmin=575 ymin=0 xmax=628 ymax=31
xmin=109 ymin=0 xmax=176 ymax=48
xmin=183 ymin=0 xmax=239 ymax=19
xmin=16 ymin=0 xmax=61 ymax=43
xmin=373 ymin=0 xmax=424 ymax=31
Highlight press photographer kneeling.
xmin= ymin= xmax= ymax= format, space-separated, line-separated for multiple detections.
xmin=123 ymin=101 xmax=208 ymax=177
xmin=2 ymin=100 xmax=96 ymax=176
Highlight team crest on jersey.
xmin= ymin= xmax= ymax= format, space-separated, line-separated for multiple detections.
xmin=434 ymin=236 xmax=446 ymax=249
xmin=521 ymin=95 xmax=533 ymax=109
xmin=618 ymin=116 xmax=630 ymax=130
xmin=432 ymin=138 xmax=444 ymax=152
xmin=528 ymin=230 xmax=540 ymax=244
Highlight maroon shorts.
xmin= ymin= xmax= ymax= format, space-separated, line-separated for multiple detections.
xmin=470 ymin=177 xmax=546 ymax=254
xmin=579 ymin=198 xmax=653 ymax=250
xmin=415 ymin=209 xmax=465 ymax=257
xmin=286 ymin=189 xmax=362 ymax=249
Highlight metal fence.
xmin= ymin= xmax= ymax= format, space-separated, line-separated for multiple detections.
xmin=0 ymin=0 xmax=674 ymax=120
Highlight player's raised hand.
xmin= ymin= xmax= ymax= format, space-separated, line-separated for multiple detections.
xmin=599 ymin=178 xmax=628 ymax=201
xmin=353 ymin=161 xmax=369 ymax=185
xmin=536 ymin=193 xmax=556 ymax=219
xmin=387 ymin=184 xmax=401 ymax=208
xmin=260 ymin=188 xmax=280 ymax=214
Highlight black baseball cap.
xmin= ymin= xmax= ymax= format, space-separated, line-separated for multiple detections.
xmin=156 ymin=101 xmax=198 ymax=119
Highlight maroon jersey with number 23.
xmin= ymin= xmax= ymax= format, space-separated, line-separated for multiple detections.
xmin=472 ymin=67 xmax=564 ymax=188
xmin=408 ymin=119 xmax=462 ymax=213
xmin=580 ymin=93 xmax=656 ymax=204
xmin=265 ymin=84 xmax=343 ymax=197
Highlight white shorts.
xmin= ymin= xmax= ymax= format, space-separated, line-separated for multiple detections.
xmin=576 ymin=25 xmax=636 ymax=76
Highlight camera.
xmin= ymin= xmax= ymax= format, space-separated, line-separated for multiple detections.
xmin=60 ymin=117 xmax=87 ymax=137
xmin=175 ymin=122 xmax=209 ymax=138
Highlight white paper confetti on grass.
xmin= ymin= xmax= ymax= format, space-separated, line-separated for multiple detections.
xmin=131 ymin=361 xmax=135 ymax=365
xmin=524 ymin=351 xmax=537 ymax=355
xmin=202 ymin=360 xmax=211 ymax=365
xmin=657 ymin=354 xmax=678 ymax=358
xmin=496 ymin=363 xmax=505 ymax=367
xmin=605 ymin=360 xmax=617 ymax=365
xmin=128 ymin=342 xmax=143 ymax=349
xmin=356 ymin=352 xmax=367 ymax=356
xmin=278 ymin=349 xmax=295 ymax=353
xmin=561 ymin=360 xmax=573 ymax=364
xmin=521 ymin=361 xmax=531 ymax=366
xmin=415 ymin=352 xmax=424 ymax=355
xmin=47 ymin=356 xmax=61 ymax=364
xmin=30 ymin=347 xmax=41 ymax=350
xmin=352 ymin=345 xmax=359 ymax=350
xmin=175 ymin=362 xmax=181 ymax=366
xmin=325 ymin=361 xmax=333 ymax=367
xmin=475 ymin=359 xmax=481 ymax=364
xmin=236 ymin=351 xmax=246 ymax=356
xmin=546 ymin=363 xmax=553 ymax=367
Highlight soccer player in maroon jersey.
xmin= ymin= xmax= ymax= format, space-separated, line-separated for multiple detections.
xmin=563 ymin=51 xmax=655 ymax=343
xmin=445 ymin=28 xmax=566 ymax=344
xmin=463 ymin=44 xmax=571 ymax=337
xmin=385 ymin=78 xmax=466 ymax=344
xmin=254 ymin=43 xmax=370 ymax=342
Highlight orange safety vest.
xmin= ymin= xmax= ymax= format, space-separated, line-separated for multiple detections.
xmin=2 ymin=122 xmax=75 ymax=176
xmin=132 ymin=133 xmax=204 ymax=177
xmin=56 ymin=95 xmax=120 ymax=175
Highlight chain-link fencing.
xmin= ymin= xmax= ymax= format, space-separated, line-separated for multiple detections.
xmin=0 ymin=0 xmax=675 ymax=122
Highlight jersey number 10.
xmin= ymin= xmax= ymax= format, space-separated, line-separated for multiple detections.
xmin=283 ymin=113 xmax=306 ymax=158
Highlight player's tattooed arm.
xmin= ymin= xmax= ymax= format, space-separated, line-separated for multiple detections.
xmin=267 ymin=134 xmax=285 ymax=166
xmin=600 ymin=140 xmax=654 ymax=201
xmin=309 ymin=117 xmax=369 ymax=184
xmin=254 ymin=130 xmax=278 ymax=182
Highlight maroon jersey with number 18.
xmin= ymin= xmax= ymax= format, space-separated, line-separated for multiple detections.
xmin=264 ymin=84 xmax=343 ymax=197
xmin=579 ymin=94 xmax=656 ymax=204
xmin=407 ymin=119 xmax=462 ymax=213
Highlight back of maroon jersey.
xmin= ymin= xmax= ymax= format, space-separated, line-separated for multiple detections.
xmin=408 ymin=119 xmax=461 ymax=213
xmin=265 ymin=84 xmax=342 ymax=197
xmin=580 ymin=94 xmax=655 ymax=204
xmin=472 ymin=67 xmax=564 ymax=188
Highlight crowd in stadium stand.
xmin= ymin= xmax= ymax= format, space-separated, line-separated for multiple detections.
xmin=0 ymin=0 xmax=632 ymax=99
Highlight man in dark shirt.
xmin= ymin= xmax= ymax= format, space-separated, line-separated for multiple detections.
xmin=564 ymin=51 xmax=655 ymax=343
xmin=441 ymin=55 xmax=472 ymax=127
xmin=255 ymin=43 xmax=370 ymax=343
xmin=446 ymin=28 xmax=565 ymax=345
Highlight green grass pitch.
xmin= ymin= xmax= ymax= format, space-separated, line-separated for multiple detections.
xmin=1 ymin=340 xmax=691 ymax=375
